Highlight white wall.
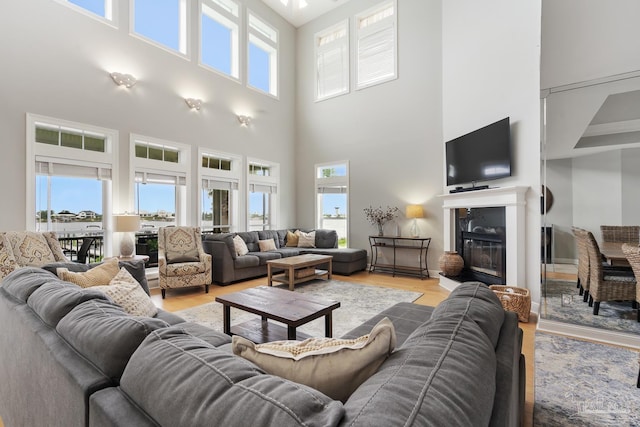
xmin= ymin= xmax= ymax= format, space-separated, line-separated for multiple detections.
xmin=295 ymin=0 xmax=444 ymax=271
xmin=0 ymin=0 xmax=297 ymax=232
xmin=541 ymin=0 xmax=640 ymax=89
xmin=442 ymin=0 xmax=542 ymax=304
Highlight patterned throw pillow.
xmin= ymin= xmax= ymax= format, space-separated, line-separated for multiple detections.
xmin=42 ymin=232 xmax=69 ymax=262
xmin=233 ymin=235 xmax=249 ymax=256
xmin=92 ymin=268 xmax=158 ymax=317
xmin=258 ymin=239 xmax=277 ymax=252
xmin=285 ymin=230 xmax=299 ymax=247
xmin=164 ymin=227 xmax=200 ymax=264
xmin=0 ymin=234 xmax=18 ymax=279
xmin=296 ymin=231 xmax=316 ymax=248
xmin=232 ymin=317 xmax=396 ymax=403
xmin=58 ymin=258 xmax=120 ymax=288
xmin=5 ymin=231 xmax=58 ymax=267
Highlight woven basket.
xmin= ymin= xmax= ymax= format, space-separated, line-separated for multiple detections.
xmin=284 ymin=267 xmax=316 ymax=279
xmin=489 ymin=285 xmax=531 ymax=323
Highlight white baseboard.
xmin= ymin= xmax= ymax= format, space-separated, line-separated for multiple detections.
xmin=537 ymin=318 xmax=640 ymax=349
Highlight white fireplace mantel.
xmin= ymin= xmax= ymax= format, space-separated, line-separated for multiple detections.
xmin=438 ymin=186 xmax=529 ymax=290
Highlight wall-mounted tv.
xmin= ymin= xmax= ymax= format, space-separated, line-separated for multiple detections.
xmin=445 ymin=117 xmax=512 ymax=187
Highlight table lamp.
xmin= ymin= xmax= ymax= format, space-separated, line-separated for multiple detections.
xmin=406 ymin=205 xmax=424 ymax=238
xmin=114 ymin=214 xmax=140 ymax=257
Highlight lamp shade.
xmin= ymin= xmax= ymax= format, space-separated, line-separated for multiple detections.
xmin=406 ymin=205 xmax=424 ymax=219
xmin=114 ymin=214 xmax=140 ymax=232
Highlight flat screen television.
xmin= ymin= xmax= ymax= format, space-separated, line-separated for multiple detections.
xmin=445 ymin=117 xmax=511 ymax=187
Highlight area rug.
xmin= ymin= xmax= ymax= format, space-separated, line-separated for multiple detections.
xmin=534 ymin=332 xmax=640 ymax=426
xmin=540 ymin=279 xmax=640 ymax=335
xmin=174 ymin=279 xmax=423 ymax=338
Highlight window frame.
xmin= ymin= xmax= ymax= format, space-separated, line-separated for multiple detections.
xmin=199 ymin=0 xmax=241 ymax=81
xmin=355 ymin=0 xmax=398 ymax=91
xmin=130 ymin=134 xmax=191 ymax=227
xmin=315 ymin=19 xmax=350 ymax=102
xmin=54 ymin=0 xmax=116 ymax=26
xmin=247 ymin=11 xmax=279 ymax=98
xmin=247 ymin=158 xmax=279 ymax=231
xmin=315 ymin=161 xmax=349 ymax=247
xmin=130 ymin=0 xmax=190 ymax=58
xmin=26 ymin=113 xmax=118 ymax=254
xmin=198 ymin=148 xmax=242 ymax=233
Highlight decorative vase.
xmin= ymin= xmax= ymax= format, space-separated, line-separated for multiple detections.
xmin=377 ymin=222 xmax=384 ymax=236
xmin=439 ymin=251 xmax=464 ymax=276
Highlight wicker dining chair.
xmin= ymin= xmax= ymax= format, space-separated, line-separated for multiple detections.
xmin=600 ymin=225 xmax=640 ymax=244
xmin=572 ymin=227 xmax=591 ymax=300
xmin=621 ymin=243 xmax=640 ymax=322
xmin=584 ymin=231 xmax=636 ymax=315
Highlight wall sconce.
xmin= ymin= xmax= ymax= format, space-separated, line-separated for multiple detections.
xmin=406 ymin=205 xmax=425 ymax=238
xmin=110 ymin=72 xmax=137 ymax=88
xmin=185 ymin=98 xmax=202 ymax=110
xmin=237 ymin=115 xmax=251 ymax=126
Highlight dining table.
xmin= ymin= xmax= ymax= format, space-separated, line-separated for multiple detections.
xmin=600 ymin=242 xmax=631 ymax=266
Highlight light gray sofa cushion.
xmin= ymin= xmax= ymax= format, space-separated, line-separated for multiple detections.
xmin=28 ymin=281 xmax=109 ymax=327
xmin=340 ymin=311 xmax=497 ymax=426
xmin=120 ymin=327 xmax=345 ymax=427
xmin=251 ymin=251 xmax=282 ymax=265
xmin=57 ymin=299 xmax=169 ymax=381
xmin=2 ymin=267 xmax=58 ymax=303
xmin=432 ymin=282 xmax=505 ymax=347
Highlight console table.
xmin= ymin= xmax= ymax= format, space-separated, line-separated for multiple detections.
xmin=368 ymin=236 xmax=431 ymax=279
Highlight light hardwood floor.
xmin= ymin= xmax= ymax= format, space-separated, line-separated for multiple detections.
xmin=150 ymin=271 xmax=536 ymax=427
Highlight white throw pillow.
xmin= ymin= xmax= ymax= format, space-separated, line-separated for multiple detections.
xmin=232 ymin=317 xmax=396 ymax=402
xmin=233 ymin=235 xmax=249 ymax=256
xmin=92 ymin=268 xmax=158 ymax=317
xmin=296 ymin=231 xmax=316 ymax=248
xmin=258 ymin=239 xmax=277 ymax=252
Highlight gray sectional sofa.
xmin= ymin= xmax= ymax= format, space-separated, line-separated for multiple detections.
xmin=202 ymin=229 xmax=368 ymax=285
xmin=0 ymin=266 xmax=525 ymax=427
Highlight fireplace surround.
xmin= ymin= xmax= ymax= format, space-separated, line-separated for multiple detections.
xmin=439 ymin=186 xmax=529 ymax=291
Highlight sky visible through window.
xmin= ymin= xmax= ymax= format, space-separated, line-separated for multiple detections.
xmin=69 ymin=0 xmax=104 ymax=17
xmin=134 ymin=0 xmax=180 ymax=51
xmin=202 ymin=15 xmax=232 ymax=75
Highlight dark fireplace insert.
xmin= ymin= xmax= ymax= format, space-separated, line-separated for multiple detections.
xmin=454 ymin=207 xmax=506 ymax=285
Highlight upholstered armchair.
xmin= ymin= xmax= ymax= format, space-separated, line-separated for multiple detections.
xmin=0 ymin=231 xmax=69 ymax=280
xmin=157 ymin=226 xmax=212 ymax=299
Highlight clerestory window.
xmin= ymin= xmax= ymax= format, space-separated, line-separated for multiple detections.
xmin=132 ymin=0 xmax=188 ymax=55
xmin=315 ymin=20 xmax=349 ymax=101
xmin=200 ymin=0 xmax=240 ymax=79
xmin=247 ymin=12 xmax=278 ymax=97
xmin=356 ymin=0 xmax=397 ymax=90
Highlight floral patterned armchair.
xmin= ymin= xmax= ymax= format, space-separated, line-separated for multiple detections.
xmin=0 ymin=231 xmax=69 ymax=280
xmin=157 ymin=226 xmax=212 ymax=299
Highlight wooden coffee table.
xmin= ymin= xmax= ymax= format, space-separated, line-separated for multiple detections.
xmin=215 ymin=286 xmax=340 ymax=343
xmin=267 ymin=254 xmax=333 ymax=291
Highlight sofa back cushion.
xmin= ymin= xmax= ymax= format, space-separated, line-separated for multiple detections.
xmin=27 ymin=280 xmax=110 ymax=327
xmin=314 ymin=229 xmax=338 ymax=249
xmin=341 ymin=312 xmax=497 ymax=426
xmin=57 ymin=299 xmax=169 ymax=381
xmin=431 ymin=282 xmax=505 ymax=348
xmin=120 ymin=328 xmax=345 ymax=427
xmin=235 ymin=231 xmax=260 ymax=252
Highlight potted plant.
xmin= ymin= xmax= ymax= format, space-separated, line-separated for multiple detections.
xmin=364 ymin=205 xmax=399 ymax=236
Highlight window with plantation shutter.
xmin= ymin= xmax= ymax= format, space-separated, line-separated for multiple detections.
xmin=315 ymin=20 xmax=349 ymax=101
xmin=315 ymin=162 xmax=349 ymax=247
xmin=199 ymin=149 xmax=241 ymax=233
xmin=131 ymin=135 xmax=191 ymax=227
xmin=247 ymin=159 xmax=279 ymax=231
xmin=356 ymin=1 xmax=397 ymax=90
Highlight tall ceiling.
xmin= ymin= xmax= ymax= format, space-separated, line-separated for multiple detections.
xmin=261 ymin=0 xmax=351 ymax=27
